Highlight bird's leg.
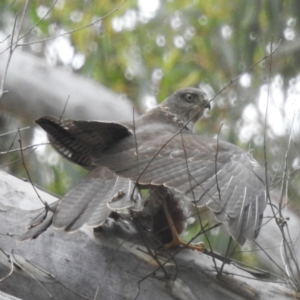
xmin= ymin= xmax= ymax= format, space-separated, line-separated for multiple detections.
xmin=161 ymin=200 xmax=205 ymax=252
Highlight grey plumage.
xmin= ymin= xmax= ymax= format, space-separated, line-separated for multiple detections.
xmin=19 ymin=87 xmax=269 ymax=245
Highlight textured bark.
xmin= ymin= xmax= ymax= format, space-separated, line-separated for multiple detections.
xmin=0 ymin=169 xmax=297 ymax=300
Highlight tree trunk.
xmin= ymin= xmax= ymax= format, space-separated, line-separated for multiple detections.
xmin=0 ymin=50 xmax=134 ymax=122
xmin=0 ymin=169 xmax=296 ymax=300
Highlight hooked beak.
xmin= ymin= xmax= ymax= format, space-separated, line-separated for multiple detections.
xmin=203 ymin=100 xmax=211 ymax=110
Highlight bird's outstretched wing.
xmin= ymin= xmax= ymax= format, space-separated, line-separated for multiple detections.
xmin=19 ymin=166 xmax=141 ymax=242
xmin=52 ymin=167 xmax=140 ymax=231
xmin=35 ymin=116 xmax=132 ymax=168
xmin=19 ymin=117 xmax=137 ymax=242
xmin=95 ymin=134 xmax=269 ymax=244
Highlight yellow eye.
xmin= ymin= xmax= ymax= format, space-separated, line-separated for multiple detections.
xmin=185 ymin=93 xmax=194 ymax=102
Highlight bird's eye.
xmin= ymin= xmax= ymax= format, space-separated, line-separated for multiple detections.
xmin=185 ymin=93 xmax=194 ymax=102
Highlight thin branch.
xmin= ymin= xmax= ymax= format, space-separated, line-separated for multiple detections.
xmin=278 ymin=111 xmax=300 ymax=288
xmin=179 ymin=130 xmax=219 ymax=271
xmin=16 ymin=0 xmax=29 ymax=41
xmin=0 ymin=142 xmax=50 ymax=155
xmin=7 ymin=127 xmax=20 ymax=152
xmin=0 ymin=126 xmax=30 ymax=137
xmin=263 ymin=36 xmax=275 ymax=226
xmin=253 ymin=240 xmax=294 ymax=285
xmin=11 ymin=251 xmax=53 ymax=298
xmin=0 ymin=1 xmax=16 ymax=17
xmin=0 ymin=0 xmax=126 ymax=100
xmin=59 ymin=95 xmax=70 ymax=123
xmin=217 ymin=237 xmax=233 ymax=276
xmin=214 ymin=124 xmax=224 ymax=212
xmin=0 ymin=14 xmax=17 ymax=98
xmin=16 ymin=1 xmax=127 ymax=48
xmin=18 ymin=129 xmax=48 ymax=208
xmin=23 ymin=258 xmax=91 ymax=300
xmin=0 ymin=1 xmax=31 ymax=98
xmin=0 ymin=34 xmax=11 ymax=44
xmin=208 ymin=40 xmax=281 ymax=105
xmin=132 ymin=107 xmax=140 ymax=198
xmin=0 ymin=253 xmax=14 ymax=282
xmin=17 ymin=0 xmax=58 ymax=43
xmin=261 ymin=38 xmax=300 ymax=290
xmin=1 ymin=145 xmax=40 ymax=168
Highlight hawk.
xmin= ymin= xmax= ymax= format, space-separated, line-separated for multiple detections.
xmin=20 ymin=88 xmax=268 ymax=246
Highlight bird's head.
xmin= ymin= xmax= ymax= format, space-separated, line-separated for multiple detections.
xmin=160 ymin=87 xmax=211 ymax=131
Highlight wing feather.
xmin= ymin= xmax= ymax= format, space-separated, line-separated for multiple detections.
xmin=95 ymin=134 xmax=269 ymax=244
xmin=35 ymin=116 xmax=132 ymax=168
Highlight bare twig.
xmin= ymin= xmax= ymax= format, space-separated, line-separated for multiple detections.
xmin=0 ymin=1 xmax=31 ymax=98
xmin=132 ymin=107 xmax=140 ymax=197
xmin=1 ymin=145 xmax=40 ymax=168
xmin=0 ymin=34 xmax=11 ymax=44
xmin=16 ymin=0 xmax=29 ymax=42
xmin=0 ymin=126 xmax=30 ymax=137
xmin=0 ymin=14 xmax=17 ymax=98
xmin=59 ymin=95 xmax=70 ymax=123
xmin=0 ymin=1 xmax=16 ymax=17
xmin=253 ymin=240 xmax=295 ymax=285
xmin=23 ymin=258 xmax=91 ymax=300
xmin=0 ymin=251 xmax=14 ymax=282
xmin=179 ymin=130 xmax=219 ymax=271
xmin=0 ymin=0 xmax=126 ymax=100
xmin=18 ymin=129 xmax=48 ymax=208
xmin=15 ymin=1 xmax=127 ymax=48
xmin=261 ymin=37 xmax=300 ymax=290
xmin=278 ymin=112 xmax=300 ymax=288
xmin=218 ymin=237 xmax=233 ymax=276
xmin=0 ymin=142 xmax=49 ymax=155
xmin=208 ymin=40 xmax=281 ymax=106
xmin=11 ymin=251 xmax=53 ymax=298
xmin=17 ymin=0 xmax=58 ymax=43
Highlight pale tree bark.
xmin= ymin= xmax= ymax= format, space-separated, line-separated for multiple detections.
xmin=0 ymin=169 xmax=297 ymax=300
xmin=0 ymin=50 xmax=134 ymax=122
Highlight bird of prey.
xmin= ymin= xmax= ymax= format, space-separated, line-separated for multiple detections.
xmin=20 ymin=87 xmax=268 ymax=247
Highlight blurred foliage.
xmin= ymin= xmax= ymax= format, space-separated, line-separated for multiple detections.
xmin=1 ymin=0 xmax=300 ymax=270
